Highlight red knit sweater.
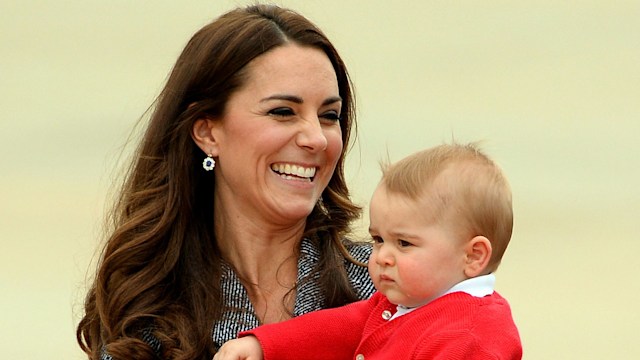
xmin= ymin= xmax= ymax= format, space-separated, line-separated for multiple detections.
xmin=241 ymin=291 xmax=522 ymax=359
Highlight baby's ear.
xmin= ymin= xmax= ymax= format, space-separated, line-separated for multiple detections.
xmin=463 ymin=236 xmax=492 ymax=278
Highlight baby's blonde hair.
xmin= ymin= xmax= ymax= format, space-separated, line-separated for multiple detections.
xmin=380 ymin=143 xmax=513 ymax=272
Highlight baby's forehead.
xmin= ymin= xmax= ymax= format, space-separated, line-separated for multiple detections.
xmin=371 ymin=183 xmax=443 ymax=215
xmin=376 ymin=169 xmax=456 ymax=197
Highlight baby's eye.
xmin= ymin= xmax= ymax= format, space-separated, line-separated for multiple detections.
xmin=371 ymin=235 xmax=384 ymax=244
xmin=398 ymin=240 xmax=412 ymax=247
xmin=268 ymin=107 xmax=295 ymax=117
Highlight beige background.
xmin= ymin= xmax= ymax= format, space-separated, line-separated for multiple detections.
xmin=1 ymin=1 xmax=639 ymax=358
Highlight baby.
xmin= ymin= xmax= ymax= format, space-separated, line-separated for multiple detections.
xmin=214 ymin=143 xmax=522 ymax=359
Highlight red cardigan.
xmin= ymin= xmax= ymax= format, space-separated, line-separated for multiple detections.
xmin=241 ymin=291 xmax=522 ymax=359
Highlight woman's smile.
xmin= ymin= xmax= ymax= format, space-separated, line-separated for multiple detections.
xmin=270 ymin=163 xmax=317 ymax=182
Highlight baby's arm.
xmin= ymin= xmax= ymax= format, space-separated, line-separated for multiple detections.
xmin=242 ymin=293 xmax=385 ymax=359
xmin=213 ymin=336 xmax=263 ymax=360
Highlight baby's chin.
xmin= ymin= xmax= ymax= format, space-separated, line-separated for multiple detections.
xmin=383 ymin=290 xmax=432 ymax=308
xmin=378 ymin=288 xmax=409 ymax=306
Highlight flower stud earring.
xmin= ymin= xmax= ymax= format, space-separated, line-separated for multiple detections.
xmin=202 ymin=154 xmax=215 ymax=171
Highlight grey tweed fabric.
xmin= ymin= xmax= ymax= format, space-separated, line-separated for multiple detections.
xmin=101 ymin=238 xmax=374 ymax=359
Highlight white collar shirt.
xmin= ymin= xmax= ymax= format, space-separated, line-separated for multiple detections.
xmin=390 ymin=274 xmax=496 ymax=320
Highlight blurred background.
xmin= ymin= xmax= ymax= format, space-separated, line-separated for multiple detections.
xmin=1 ymin=0 xmax=638 ymax=358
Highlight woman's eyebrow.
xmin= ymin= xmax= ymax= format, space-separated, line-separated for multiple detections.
xmin=260 ymin=94 xmax=303 ymax=103
xmin=323 ymin=96 xmax=342 ymax=107
xmin=260 ymin=95 xmax=342 ymax=106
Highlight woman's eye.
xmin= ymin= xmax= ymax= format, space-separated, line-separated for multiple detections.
xmin=268 ymin=107 xmax=295 ymax=117
xmin=320 ymin=110 xmax=340 ymax=122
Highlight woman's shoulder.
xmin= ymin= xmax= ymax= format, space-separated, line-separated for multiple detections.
xmin=343 ymin=238 xmax=372 ymax=263
xmin=100 ymin=328 xmax=162 ymax=360
xmin=342 ymin=239 xmax=375 ymax=299
xmin=298 ymin=237 xmax=375 ymax=300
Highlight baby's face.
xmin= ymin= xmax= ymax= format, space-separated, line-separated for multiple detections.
xmin=367 ymin=185 xmax=468 ymax=308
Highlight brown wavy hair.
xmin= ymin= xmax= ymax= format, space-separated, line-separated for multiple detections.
xmin=77 ymin=4 xmax=362 ymax=360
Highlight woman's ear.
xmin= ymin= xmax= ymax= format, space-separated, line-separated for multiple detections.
xmin=463 ymin=236 xmax=492 ymax=278
xmin=191 ymin=118 xmax=220 ymax=156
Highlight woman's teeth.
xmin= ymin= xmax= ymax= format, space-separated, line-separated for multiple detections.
xmin=271 ymin=164 xmax=316 ymax=181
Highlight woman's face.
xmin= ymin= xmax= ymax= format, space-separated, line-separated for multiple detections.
xmin=210 ymin=44 xmax=343 ymax=227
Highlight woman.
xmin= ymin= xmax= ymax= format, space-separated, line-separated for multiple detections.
xmin=76 ymin=4 xmax=375 ymax=360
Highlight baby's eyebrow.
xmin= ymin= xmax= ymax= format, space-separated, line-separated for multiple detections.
xmin=389 ymin=231 xmax=417 ymax=240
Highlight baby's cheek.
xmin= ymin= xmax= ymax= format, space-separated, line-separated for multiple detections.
xmin=397 ymin=263 xmax=422 ymax=283
xmin=399 ymin=270 xmax=429 ymax=294
xmin=367 ymin=257 xmax=377 ymax=277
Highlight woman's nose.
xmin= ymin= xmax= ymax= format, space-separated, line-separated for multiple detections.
xmin=296 ymin=117 xmax=328 ymax=152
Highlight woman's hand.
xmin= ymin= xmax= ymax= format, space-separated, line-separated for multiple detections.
xmin=213 ymin=336 xmax=264 ymax=360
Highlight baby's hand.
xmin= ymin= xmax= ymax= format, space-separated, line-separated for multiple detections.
xmin=213 ymin=336 xmax=264 ymax=360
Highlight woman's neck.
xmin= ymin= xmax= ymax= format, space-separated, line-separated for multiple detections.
xmin=216 ymin=217 xmax=301 ymax=324
xmin=220 ymin=231 xmax=301 ymax=286
xmin=214 ymin=202 xmax=304 ymax=292
xmin=212 ymin=193 xmax=308 ymax=323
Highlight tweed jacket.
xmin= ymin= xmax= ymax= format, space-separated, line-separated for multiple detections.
xmin=101 ymin=238 xmax=374 ymax=359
